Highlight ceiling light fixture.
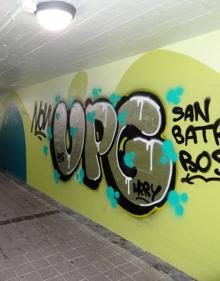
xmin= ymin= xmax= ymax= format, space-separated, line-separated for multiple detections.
xmin=35 ymin=1 xmax=76 ymax=31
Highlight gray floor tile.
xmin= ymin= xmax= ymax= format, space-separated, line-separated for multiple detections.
xmin=46 ymin=275 xmax=66 ymax=281
xmin=40 ymin=247 xmax=58 ymax=257
xmin=10 ymin=256 xmax=27 ymax=267
xmin=0 ymin=259 xmax=11 ymax=271
xmin=25 ymin=251 xmax=43 ymax=262
xmin=55 ymin=261 xmax=75 ymax=274
xmin=118 ymin=262 xmax=140 ymax=275
xmin=78 ymin=265 xmax=99 ymax=279
xmin=38 ymin=266 xmax=59 ymax=280
xmin=104 ymin=268 xmax=127 ymax=281
xmin=47 ymin=254 xmax=66 ymax=265
xmin=63 ymin=247 xmax=89 ymax=260
xmin=107 ymin=255 xmax=127 ymax=266
xmin=120 ymin=278 xmax=135 ymax=281
xmin=68 ymin=257 xmax=90 ymax=269
xmin=132 ymin=269 xmax=164 ymax=281
xmin=131 ymin=257 xmax=151 ymax=271
xmin=0 ymin=268 xmax=16 ymax=281
xmin=99 ymin=247 xmax=118 ymax=259
xmin=31 ymin=258 xmax=50 ymax=270
xmin=0 ymin=173 xmax=194 ymax=281
xmin=19 ymin=272 xmax=42 ymax=281
xmin=4 ymin=248 xmax=23 ymax=259
xmin=131 ymin=270 xmax=149 ymax=281
xmin=93 ymin=259 xmax=114 ymax=272
xmin=87 ymin=272 xmax=111 ymax=281
xmin=14 ymin=263 xmax=34 ymax=276
xmin=84 ymin=252 xmax=103 ymax=263
xmin=62 ymin=269 xmax=85 ymax=281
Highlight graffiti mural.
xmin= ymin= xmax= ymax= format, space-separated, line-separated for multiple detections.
xmin=31 ymin=91 xmax=176 ymax=216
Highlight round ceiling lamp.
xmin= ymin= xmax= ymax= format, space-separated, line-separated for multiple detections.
xmin=35 ymin=1 xmax=76 ymax=31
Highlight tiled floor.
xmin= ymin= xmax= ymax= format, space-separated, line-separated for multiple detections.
xmin=0 ymin=173 xmax=194 ymax=281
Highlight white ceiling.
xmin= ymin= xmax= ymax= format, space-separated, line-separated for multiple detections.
xmin=1 ymin=0 xmax=220 ymax=93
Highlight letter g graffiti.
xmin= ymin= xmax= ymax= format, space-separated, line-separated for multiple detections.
xmin=102 ymin=91 xmax=175 ymax=215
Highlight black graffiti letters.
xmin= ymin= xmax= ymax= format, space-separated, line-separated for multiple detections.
xmin=57 ymin=152 xmax=66 ymax=163
xmin=180 ymin=149 xmax=220 ymax=174
xmin=179 ymin=150 xmax=211 ymax=173
xmin=172 ymin=98 xmax=210 ymax=122
xmin=47 ymin=91 xmax=175 ymax=216
xmin=31 ymin=101 xmax=52 ymax=140
xmin=172 ymin=98 xmax=220 ymax=184
xmin=213 ymin=119 xmax=220 ymax=146
xmin=133 ymin=179 xmax=162 ymax=203
xmin=172 ymin=122 xmax=220 ymax=146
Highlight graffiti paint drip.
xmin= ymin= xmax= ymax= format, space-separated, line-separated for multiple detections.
xmin=125 ymin=176 xmax=132 ymax=195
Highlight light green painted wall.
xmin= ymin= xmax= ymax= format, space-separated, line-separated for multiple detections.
xmin=1 ymin=30 xmax=220 ymax=281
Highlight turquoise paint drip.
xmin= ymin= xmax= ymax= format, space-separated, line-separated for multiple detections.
xmin=75 ymin=167 xmax=85 ymax=184
xmin=54 ymin=169 xmax=60 ymax=184
xmin=118 ymin=109 xmax=129 ymax=125
xmin=167 ymin=191 xmax=188 ymax=217
xmin=92 ymin=87 xmax=102 ymax=99
xmin=166 ymin=86 xmax=184 ymax=105
xmin=86 ymin=111 xmax=96 ymax=123
xmin=109 ymin=92 xmax=121 ymax=107
xmin=160 ymin=140 xmax=177 ymax=165
xmin=106 ymin=186 xmax=120 ymax=208
xmin=42 ymin=145 xmax=48 ymax=156
xmin=55 ymin=95 xmax=61 ymax=104
xmin=124 ymin=151 xmax=136 ymax=168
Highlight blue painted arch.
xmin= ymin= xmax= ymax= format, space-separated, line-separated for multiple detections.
xmin=0 ymin=104 xmax=26 ymax=182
